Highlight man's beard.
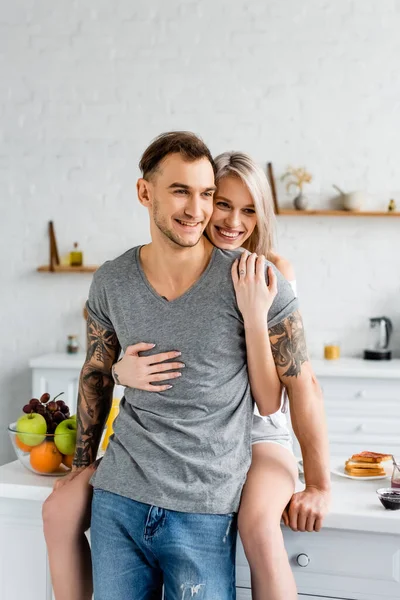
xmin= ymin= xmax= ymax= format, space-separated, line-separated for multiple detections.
xmin=153 ymin=199 xmax=204 ymax=248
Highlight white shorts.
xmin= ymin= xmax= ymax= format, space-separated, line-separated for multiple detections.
xmin=251 ymin=411 xmax=293 ymax=454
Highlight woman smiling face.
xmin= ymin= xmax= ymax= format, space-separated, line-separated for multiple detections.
xmin=205 ymin=175 xmax=258 ymax=250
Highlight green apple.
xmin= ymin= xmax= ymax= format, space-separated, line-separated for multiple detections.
xmin=54 ymin=418 xmax=77 ymax=455
xmin=16 ymin=413 xmax=47 ymax=447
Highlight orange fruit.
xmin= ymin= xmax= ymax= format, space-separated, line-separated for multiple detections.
xmin=30 ymin=441 xmax=62 ymax=474
xmin=15 ymin=436 xmax=32 ymax=453
xmin=62 ymin=454 xmax=74 ymax=469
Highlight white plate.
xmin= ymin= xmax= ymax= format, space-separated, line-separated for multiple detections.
xmin=331 ymin=463 xmax=390 ymax=481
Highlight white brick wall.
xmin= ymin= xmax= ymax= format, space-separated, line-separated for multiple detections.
xmin=1 ymin=0 xmax=400 ymax=464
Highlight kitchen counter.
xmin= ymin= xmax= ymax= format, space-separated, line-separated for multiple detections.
xmin=1 ymin=459 xmax=398 ymax=534
xmin=311 ymin=357 xmax=400 ymax=379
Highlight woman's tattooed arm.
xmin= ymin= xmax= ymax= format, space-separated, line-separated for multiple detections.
xmin=269 ymin=309 xmax=331 ymax=497
xmin=268 ymin=310 xmax=308 ymax=379
xmin=72 ymin=315 xmax=121 ymax=470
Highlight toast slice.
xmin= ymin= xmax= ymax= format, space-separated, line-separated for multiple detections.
xmin=344 ymin=458 xmax=386 ymax=477
xmin=350 ymin=451 xmax=392 ymax=463
xmin=345 ymin=465 xmax=385 ymax=477
xmin=345 ymin=460 xmax=384 ymax=470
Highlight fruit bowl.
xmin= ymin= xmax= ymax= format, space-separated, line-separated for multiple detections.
xmin=8 ymin=421 xmax=76 ymax=476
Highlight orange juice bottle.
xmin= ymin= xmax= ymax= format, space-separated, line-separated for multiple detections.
xmin=101 ymin=398 xmax=120 ymax=451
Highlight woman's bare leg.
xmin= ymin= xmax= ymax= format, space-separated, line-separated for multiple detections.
xmin=238 ymin=443 xmax=298 ymax=600
xmin=43 ymin=465 xmax=96 ymax=600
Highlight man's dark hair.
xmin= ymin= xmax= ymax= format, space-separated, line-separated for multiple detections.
xmin=139 ymin=131 xmax=216 ymax=180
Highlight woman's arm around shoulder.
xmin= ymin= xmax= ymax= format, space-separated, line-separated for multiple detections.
xmin=267 ymin=251 xmax=296 ymax=282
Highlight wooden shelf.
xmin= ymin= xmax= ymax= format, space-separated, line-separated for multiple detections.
xmin=37 ymin=265 xmax=98 ymax=273
xmin=277 ymin=210 xmax=400 ymax=217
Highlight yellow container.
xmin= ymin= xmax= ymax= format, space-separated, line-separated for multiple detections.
xmin=324 ymin=344 xmax=340 ymax=360
xmin=101 ymin=398 xmax=120 ymax=451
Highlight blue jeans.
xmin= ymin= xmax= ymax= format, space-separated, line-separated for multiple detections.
xmin=91 ymin=489 xmax=237 ymax=600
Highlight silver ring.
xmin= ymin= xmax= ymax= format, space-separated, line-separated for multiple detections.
xmin=239 ymin=269 xmax=246 ymax=275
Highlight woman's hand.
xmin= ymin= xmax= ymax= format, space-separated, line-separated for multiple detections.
xmin=231 ymin=252 xmax=277 ymax=326
xmin=112 ymin=342 xmax=184 ymax=392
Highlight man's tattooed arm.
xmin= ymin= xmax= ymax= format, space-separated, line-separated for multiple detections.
xmin=72 ymin=315 xmax=121 ymax=470
xmin=268 ymin=310 xmax=308 ymax=379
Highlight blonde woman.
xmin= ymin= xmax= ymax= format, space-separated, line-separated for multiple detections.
xmin=43 ymin=151 xmax=329 ymax=600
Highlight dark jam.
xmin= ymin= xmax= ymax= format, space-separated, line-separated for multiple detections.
xmin=379 ymin=493 xmax=400 ymax=510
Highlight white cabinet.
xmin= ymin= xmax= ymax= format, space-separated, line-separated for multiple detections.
xmin=289 ymin=359 xmax=400 ymax=457
xmin=237 ymin=527 xmax=400 ymax=600
xmin=2 ymin=460 xmax=400 ymax=600
xmin=29 ymin=354 xmax=85 ymax=414
xmin=0 ymin=498 xmax=52 ymax=600
xmin=321 ymin=374 xmax=400 ymax=456
xmin=283 ymin=527 xmax=400 ymax=599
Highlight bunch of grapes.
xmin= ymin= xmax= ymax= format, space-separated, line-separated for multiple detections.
xmin=23 ymin=392 xmax=70 ymax=434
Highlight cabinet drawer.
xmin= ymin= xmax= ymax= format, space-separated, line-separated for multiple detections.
xmin=325 ymin=398 xmax=400 ymax=419
xmin=327 ymin=415 xmax=400 ymax=437
xmin=285 ymin=528 xmax=400 ymax=599
xmin=236 ymin=588 xmax=337 ymax=600
xmin=237 ymin=529 xmax=400 ymax=599
xmin=236 ymin=589 xmax=251 ymax=600
xmin=320 ymin=377 xmax=400 ymax=403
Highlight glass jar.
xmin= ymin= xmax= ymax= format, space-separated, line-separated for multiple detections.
xmin=391 ymin=460 xmax=400 ymax=489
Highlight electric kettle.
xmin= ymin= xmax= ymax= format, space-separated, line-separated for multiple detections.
xmin=363 ymin=317 xmax=393 ymax=360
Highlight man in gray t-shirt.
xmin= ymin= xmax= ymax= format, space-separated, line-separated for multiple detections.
xmin=72 ymin=132 xmax=299 ymax=600
xmin=87 ymin=245 xmax=297 ymax=515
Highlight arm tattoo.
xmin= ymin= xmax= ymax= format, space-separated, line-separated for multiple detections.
xmin=268 ymin=310 xmax=308 ymax=378
xmin=73 ymin=315 xmax=121 ymax=468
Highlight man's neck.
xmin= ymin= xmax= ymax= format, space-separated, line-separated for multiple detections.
xmin=139 ymin=236 xmax=214 ymax=301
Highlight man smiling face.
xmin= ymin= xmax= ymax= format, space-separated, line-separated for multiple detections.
xmin=139 ymin=153 xmax=216 ymax=248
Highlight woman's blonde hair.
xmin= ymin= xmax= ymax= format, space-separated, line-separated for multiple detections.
xmin=214 ymin=152 xmax=276 ymax=256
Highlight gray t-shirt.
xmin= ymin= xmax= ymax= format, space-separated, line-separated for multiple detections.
xmin=87 ymin=246 xmax=298 ymax=514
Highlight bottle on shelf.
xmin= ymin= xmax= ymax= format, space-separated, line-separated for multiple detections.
xmin=66 ymin=335 xmax=79 ymax=354
xmin=70 ymin=242 xmax=83 ymax=267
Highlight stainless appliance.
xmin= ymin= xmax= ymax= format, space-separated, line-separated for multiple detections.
xmin=363 ymin=317 xmax=393 ymax=360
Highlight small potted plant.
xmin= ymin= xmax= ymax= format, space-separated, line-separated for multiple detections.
xmin=281 ymin=166 xmax=312 ymax=210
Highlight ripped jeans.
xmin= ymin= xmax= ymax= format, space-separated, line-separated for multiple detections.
xmin=91 ymin=489 xmax=237 ymax=600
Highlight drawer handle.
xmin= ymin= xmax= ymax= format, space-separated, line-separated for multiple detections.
xmin=296 ymin=553 xmax=310 ymax=568
xmin=355 ymin=390 xmax=366 ymax=398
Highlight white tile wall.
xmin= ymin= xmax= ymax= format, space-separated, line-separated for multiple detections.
xmin=1 ymin=0 xmax=400 ymax=464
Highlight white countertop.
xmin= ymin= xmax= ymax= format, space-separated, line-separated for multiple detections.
xmin=311 ymin=357 xmax=400 ymax=379
xmin=1 ymin=460 xmax=398 ymax=535
xmin=29 ymin=354 xmax=400 ymax=379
